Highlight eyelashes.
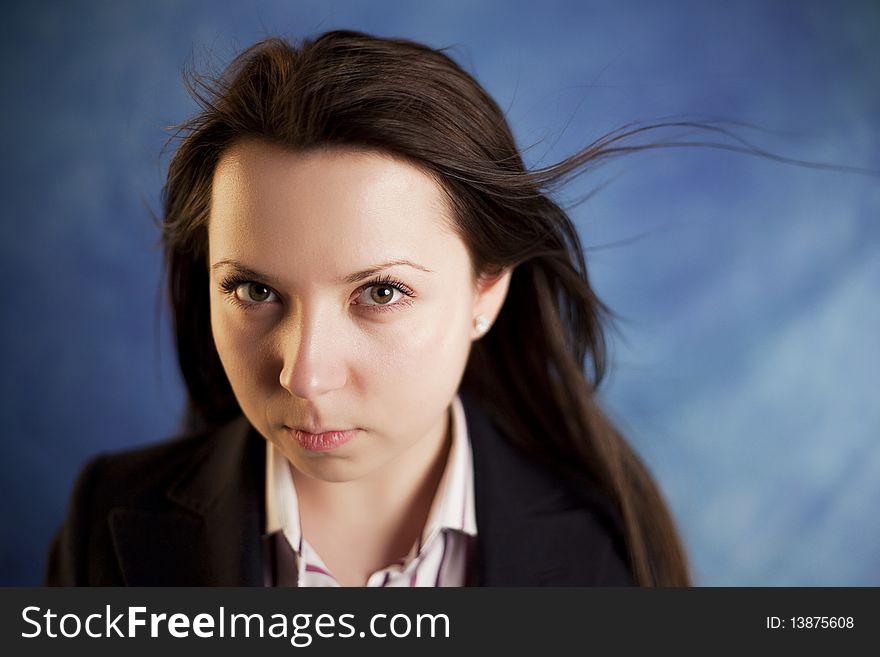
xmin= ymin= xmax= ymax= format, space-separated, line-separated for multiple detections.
xmin=217 ymin=273 xmax=416 ymax=314
xmin=218 ymin=275 xmax=278 ymax=308
xmin=354 ymin=274 xmax=417 ymax=311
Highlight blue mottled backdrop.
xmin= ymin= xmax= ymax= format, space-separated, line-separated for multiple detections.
xmin=1 ymin=0 xmax=877 ymax=585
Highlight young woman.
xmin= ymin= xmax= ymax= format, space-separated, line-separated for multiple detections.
xmin=47 ymin=30 xmax=691 ymax=587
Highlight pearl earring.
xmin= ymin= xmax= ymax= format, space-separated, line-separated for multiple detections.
xmin=474 ymin=314 xmax=490 ymax=337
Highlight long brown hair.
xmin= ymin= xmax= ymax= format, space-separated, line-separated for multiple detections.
xmin=161 ymin=30 xmax=692 ymax=586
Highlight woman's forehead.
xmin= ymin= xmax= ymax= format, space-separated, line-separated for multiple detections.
xmin=207 ymin=140 xmax=467 ymax=284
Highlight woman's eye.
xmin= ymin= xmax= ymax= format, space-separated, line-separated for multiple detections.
xmin=358 ymin=284 xmax=402 ymax=306
xmin=236 ymin=282 xmax=276 ymax=304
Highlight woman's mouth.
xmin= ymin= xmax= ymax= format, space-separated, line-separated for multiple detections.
xmin=285 ymin=427 xmax=361 ymax=452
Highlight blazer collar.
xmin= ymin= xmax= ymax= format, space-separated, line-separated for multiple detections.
xmin=168 ymin=415 xmax=266 ymax=585
xmin=460 ymin=390 xmax=626 ymax=585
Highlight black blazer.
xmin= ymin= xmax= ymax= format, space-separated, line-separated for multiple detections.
xmin=45 ymin=392 xmax=635 ymax=586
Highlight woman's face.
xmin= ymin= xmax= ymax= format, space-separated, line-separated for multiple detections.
xmin=208 ymin=140 xmax=508 ymax=484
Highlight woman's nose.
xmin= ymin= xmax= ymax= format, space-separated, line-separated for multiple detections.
xmin=278 ymin=309 xmax=348 ymax=399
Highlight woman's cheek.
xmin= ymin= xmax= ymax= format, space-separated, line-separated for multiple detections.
xmin=397 ymin=304 xmax=462 ymax=365
xmin=213 ymin=311 xmax=262 ymax=376
xmin=356 ymin=312 xmax=439 ymax=381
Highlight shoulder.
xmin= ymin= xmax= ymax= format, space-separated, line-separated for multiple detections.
xmin=64 ymin=413 xmax=260 ymax=510
xmin=45 ymin=418 xmax=247 ymax=586
xmin=74 ymin=429 xmax=216 ymax=509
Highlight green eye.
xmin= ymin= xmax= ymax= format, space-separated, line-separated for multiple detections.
xmin=369 ymin=285 xmax=396 ymax=304
xmin=355 ymin=276 xmax=415 ymax=313
xmin=242 ymin=283 xmax=272 ymax=303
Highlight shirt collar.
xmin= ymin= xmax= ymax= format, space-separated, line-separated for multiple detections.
xmin=265 ymin=393 xmax=477 ymax=555
xmin=419 ymin=392 xmax=477 ymax=548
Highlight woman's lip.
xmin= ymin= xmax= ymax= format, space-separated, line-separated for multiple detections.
xmin=285 ymin=427 xmax=361 ymax=452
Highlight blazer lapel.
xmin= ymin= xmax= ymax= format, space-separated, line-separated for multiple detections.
xmin=460 ymin=391 xmax=629 ymax=585
xmin=109 ymin=415 xmax=266 ymax=586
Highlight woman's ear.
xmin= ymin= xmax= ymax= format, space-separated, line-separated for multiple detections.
xmin=472 ymin=267 xmax=513 ymax=339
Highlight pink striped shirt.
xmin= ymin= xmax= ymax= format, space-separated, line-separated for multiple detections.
xmin=265 ymin=393 xmax=477 ymax=587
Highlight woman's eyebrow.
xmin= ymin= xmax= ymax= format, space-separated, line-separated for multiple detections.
xmin=211 ymin=260 xmax=280 ymax=285
xmin=338 ymin=259 xmax=434 ymax=284
xmin=210 ymin=258 xmax=433 ymax=286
